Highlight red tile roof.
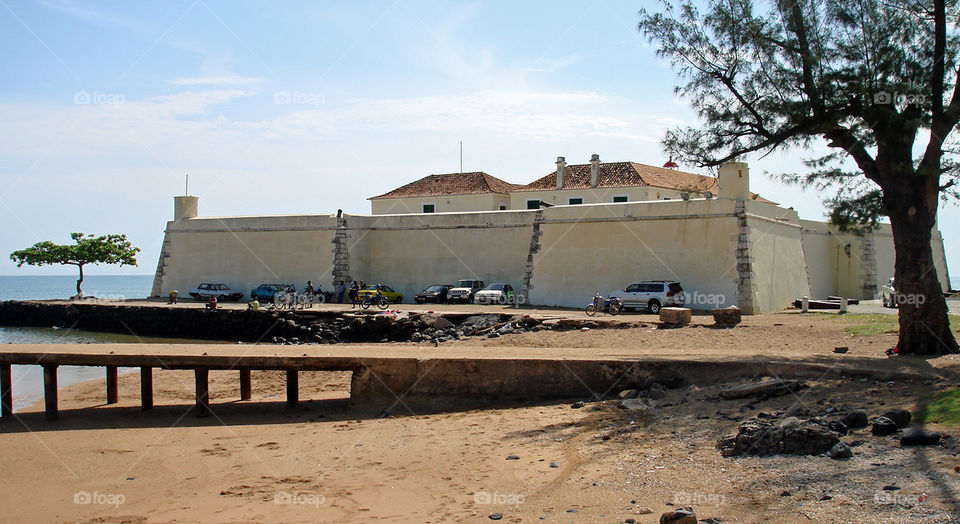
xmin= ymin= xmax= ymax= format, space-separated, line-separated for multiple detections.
xmin=370 ymin=172 xmax=520 ymax=200
xmin=516 ymin=161 xmax=776 ymax=204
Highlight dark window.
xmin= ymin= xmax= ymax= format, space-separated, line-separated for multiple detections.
xmin=568 ymin=197 xmax=583 ymax=205
xmin=642 ymin=283 xmax=664 ymax=292
xmin=422 ymin=204 xmax=435 ymax=213
xmin=526 ymin=200 xmax=540 ymax=209
xmin=668 ymin=283 xmax=683 ymax=294
xmin=625 ymin=284 xmax=641 ymax=293
xmin=499 ymin=205 xmax=507 ymax=210
xmin=613 ymin=196 xmax=628 ymax=203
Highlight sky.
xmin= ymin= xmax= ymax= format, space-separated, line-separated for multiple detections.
xmin=0 ymin=0 xmax=957 ymax=284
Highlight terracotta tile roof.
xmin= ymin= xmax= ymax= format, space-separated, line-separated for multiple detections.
xmin=370 ymin=172 xmax=520 ymax=200
xmin=516 ymin=161 xmax=776 ymax=204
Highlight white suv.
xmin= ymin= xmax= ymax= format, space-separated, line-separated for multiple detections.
xmin=447 ymin=279 xmax=485 ymax=303
xmin=609 ymin=281 xmax=685 ymax=314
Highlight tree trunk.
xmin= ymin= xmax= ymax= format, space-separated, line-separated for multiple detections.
xmin=75 ymin=264 xmax=84 ymax=298
xmin=884 ymin=175 xmax=958 ymax=355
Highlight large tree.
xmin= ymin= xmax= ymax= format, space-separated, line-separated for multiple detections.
xmin=639 ymin=0 xmax=959 ymax=355
xmin=10 ymin=233 xmax=140 ymax=298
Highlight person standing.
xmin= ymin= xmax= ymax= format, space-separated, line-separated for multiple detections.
xmin=349 ymin=281 xmax=360 ymax=308
xmin=337 ymin=281 xmax=347 ymax=303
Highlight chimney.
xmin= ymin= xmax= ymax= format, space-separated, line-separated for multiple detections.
xmin=718 ymin=161 xmax=750 ymax=200
xmin=556 ymin=156 xmax=566 ymax=190
xmin=174 ymin=195 xmax=199 ymax=220
xmin=590 ymin=154 xmax=600 ymax=188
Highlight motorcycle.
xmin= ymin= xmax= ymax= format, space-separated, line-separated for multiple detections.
xmin=585 ymin=293 xmax=621 ymax=316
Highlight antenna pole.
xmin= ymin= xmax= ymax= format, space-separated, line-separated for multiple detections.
xmin=185 ymin=173 xmax=189 ymax=196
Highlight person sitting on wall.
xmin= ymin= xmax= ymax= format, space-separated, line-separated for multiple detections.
xmin=168 ymin=290 xmax=179 ymax=304
xmin=206 ymin=296 xmax=218 ymax=310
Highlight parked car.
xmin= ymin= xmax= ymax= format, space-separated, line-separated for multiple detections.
xmin=881 ymin=277 xmax=897 ymax=308
xmin=473 ymin=283 xmax=515 ymax=304
xmin=189 ymin=283 xmax=243 ymax=302
xmin=250 ymin=283 xmax=295 ymax=302
xmin=357 ymin=284 xmax=403 ymax=303
xmin=415 ymin=284 xmax=453 ymax=304
xmin=609 ymin=280 xmax=684 ymax=314
xmin=447 ymin=279 xmax=485 ymax=303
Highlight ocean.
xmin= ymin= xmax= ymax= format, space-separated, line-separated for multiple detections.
xmin=0 ymin=274 xmax=202 ymax=415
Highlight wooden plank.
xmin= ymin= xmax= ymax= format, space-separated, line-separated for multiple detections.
xmin=239 ymin=368 xmax=251 ymax=401
xmin=43 ymin=364 xmax=58 ymax=420
xmin=286 ymin=370 xmax=298 ymax=407
xmin=195 ymin=368 xmax=210 ymax=417
xmin=106 ymin=366 xmax=118 ymax=404
xmin=1 ymin=363 xmax=12 ymax=418
xmin=140 ymin=367 xmax=153 ymax=410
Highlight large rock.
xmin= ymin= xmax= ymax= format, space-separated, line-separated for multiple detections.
xmin=619 ymin=398 xmax=649 ymax=411
xmin=717 ymin=417 xmax=840 ymax=456
xmin=433 ymin=317 xmax=454 ymax=330
xmin=712 ymin=306 xmax=742 ymax=327
xmin=719 ymin=379 xmax=808 ymax=400
xmin=882 ymin=409 xmax=912 ymax=428
xmin=871 ymin=417 xmax=898 ymax=436
xmin=659 ymin=307 xmax=692 ymax=326
xmin=827 ymin=442 xmax=853 ymax=459
xmin=901 ymin=428 xmax=941 ymax=446
xmin=840 ymin=410 xmax=868 ymax=429
xmin=659 ymin=509 xmax=697 ymax=524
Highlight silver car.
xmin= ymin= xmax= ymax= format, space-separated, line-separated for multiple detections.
xmin=609 ymin=280 xmax=685 ymax=314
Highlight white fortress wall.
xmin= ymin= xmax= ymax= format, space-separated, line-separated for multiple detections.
xmin=741 ymin=200 xmax=809 ymax=314
xmin=799 ymin=219 xmax=949 ymax=300
xmin=527 ymin=199 xmax=743 ymax=310
xmin=155 ymin=213 xmax=338 ymax=298
xmin=348 ymin=210 xmax=533 ymax=301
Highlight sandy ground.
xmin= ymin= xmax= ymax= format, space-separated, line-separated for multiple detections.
xmin=1 ymin=312 xmax=959 ymax=523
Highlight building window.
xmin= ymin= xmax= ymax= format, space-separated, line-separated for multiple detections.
xmin=499 ymin=205 xmax=507 ymax=210
xmin=663 ymin=197 xmax=671 ymax=201
xmin=613 ymin=195 xmax=628 ymax=203
xmin=568 ymin=197 xmax=583 ymax=205
xmin=422 ymin=204 xmax=435 ymax=213
xmin=526 ymin=199 xmax=540 ymax=209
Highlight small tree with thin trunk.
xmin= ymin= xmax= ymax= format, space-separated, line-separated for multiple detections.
xmin=10 ymin=233 xmax=140 ymax=298
xmin=638 ymin=0 xmax=959 ymax=355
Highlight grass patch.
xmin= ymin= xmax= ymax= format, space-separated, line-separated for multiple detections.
xmin=830 ymin=313 xmax=960 ymax=337
xmin=915 ymin=388 xmax=960 ymax=427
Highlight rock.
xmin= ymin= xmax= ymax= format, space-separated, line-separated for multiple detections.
xmin=833 ymin=346 xmax=849 ymax=354
xmin=901 ymin=428 xmax=941 ymax=446
xmin=819 ymin=494 xmax=832 ymax=501
xmin=659 ymin=509 xmax=697 ymax=524
xmin=549 ymin=462 xmax=560 ymax=468
xmin=433 ymin=317 xmax=454 ymax=329
xmin=780 ymin=491 xmax=791 ymax=497
xmin=571 ymin=401 xmax=585 ymax=409
xmin=882 ymin=484 xmax=900 ymax=491
xmin=619 ymin=398 xmax=648 ymax=411
xmin=617 ymin=389 xmax=639 ymax=400
xmin=716 ymin=417 xmax=840 ymax=456
xmin=498 ymin=323 xmax=514 ymax=334
xmin=659 ymin=307 xmax=692 ymax=327
xmin=713 ymin=306 xmax=742 ymax=327
xmin=487 ymin=332 xmax=499 ymax=339
xmin=827 ymin=442 xmax=853 ymax=459
xmin=648 ymin=384 xmax=667 ymax=400
xmin=489 ymin=513 xmax=502 ymax=520
xmin=637 ymin=507 xmax=653 ymax=514
xmin=883 ymin=409 xmax=912 ymax=428
xmin=840 ymin=410 xmax=868 ymax=429
xmin=719 ymin=379 xmax=808 ymax=400
xmin=506 ymin=454 xmax=519 ymax=460
xmin=827 ymin=420 xmax=849 ymax=435
xmin=871 ymin=417 xmax=898 ymax=436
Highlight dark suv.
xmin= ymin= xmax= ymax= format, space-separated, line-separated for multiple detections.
xmin=446 ymin=279 xmax=485 ymax=303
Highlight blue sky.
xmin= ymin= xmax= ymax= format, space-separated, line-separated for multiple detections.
xmin=0 ymin=0 xmax=957 ymax=285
